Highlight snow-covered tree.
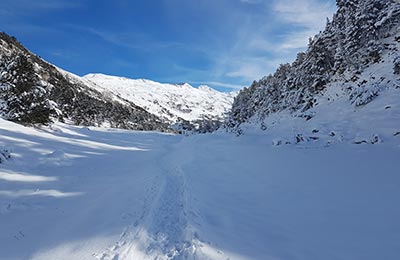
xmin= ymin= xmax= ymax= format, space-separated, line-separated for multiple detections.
xmin=0 ymin=55 xmax=52 ymax=124
xmin=226 ymin=0 xmax=400 ymax=131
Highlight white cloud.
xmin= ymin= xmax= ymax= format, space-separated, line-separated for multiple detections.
xmin=274 ymin=0 xmax=335 ymax=30
xmin=225 ymin=58 xmax=284 ymax=81
xmin=212 ymin=0 xmax=336 ymax=86
xmin=68 ymin=0 xmax=336 ymax=90
xmin=278 ymin=30 xmax=315 ymax=50
xmin=274 ymin=0 xmax=336 ymax=49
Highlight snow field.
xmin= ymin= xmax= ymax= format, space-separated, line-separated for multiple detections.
xmin=0 ymin=119 xmax=400 ymax=259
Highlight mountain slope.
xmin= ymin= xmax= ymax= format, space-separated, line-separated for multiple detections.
xmin=227 ymin=0 xmax=400 ymax=143
xmin=0 ymin=32 xmax=171 ymax=132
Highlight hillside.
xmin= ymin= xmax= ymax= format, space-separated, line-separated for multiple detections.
xmin=227 ymin=0 xmax=400 ymax=144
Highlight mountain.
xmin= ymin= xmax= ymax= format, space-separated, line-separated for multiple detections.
xmin=226 ymin=0 xmax=400 ymax=144
xmin=82 ymin=73 xmax=235 ymax=132
xmin=0 ymin=32 xmax=234 ymax=133
xmin=0 ymin=32 xmax=171 ymax=132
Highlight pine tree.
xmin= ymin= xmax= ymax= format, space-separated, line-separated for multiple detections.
xmin=2 ymin=55 xmax=52 ymax=124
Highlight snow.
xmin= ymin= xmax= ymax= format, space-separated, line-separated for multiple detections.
xmin=1 ymin=118 xmax=400 ymax=259
xmin=82 ymin=74 xmax=236 ymax=122
xmin=233 ymin=44 xmax=400 ymax=146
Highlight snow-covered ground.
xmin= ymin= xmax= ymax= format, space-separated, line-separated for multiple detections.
xmin=1 ymin=119 xmax=400 ymax=260
xmin=236 ymin=67 xmax=400 ymax=148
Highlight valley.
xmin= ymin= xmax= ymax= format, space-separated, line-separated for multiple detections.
xmin=1 ymin=120 xmax=399 ymax=260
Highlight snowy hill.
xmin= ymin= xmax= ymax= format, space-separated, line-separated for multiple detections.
xmin=83 ymin=74 xmax=235 ymax=124
xmin=0 ymin=118 xmax=399 ymax=259
xmin=227 ymin=0 xmax=400 ymax=144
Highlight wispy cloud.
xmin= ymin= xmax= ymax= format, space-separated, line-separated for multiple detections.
xmin=274 ymin=0 xmax=335 ymax=30
xmin=210 ymin=0 xmax=336 ymax=85
xmin=225 ymin=58 xmax=285 ymax=81
xmin=273 ymin=0 xmax=336 ymax=49
xmin=70 ymin=26 xmax=188 ymax=52
xmin=0 ymin=0 xmax=337 ymax=92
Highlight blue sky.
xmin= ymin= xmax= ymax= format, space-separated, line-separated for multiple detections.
xmin=0 ymin=0 xmax=336 ymax=91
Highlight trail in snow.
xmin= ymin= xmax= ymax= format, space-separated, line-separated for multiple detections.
xmin=94 ymin=139 xmax=215 ymax=260
xmin=95 ymin=154 xmax=192 ymax=260
xmin=144 ymin=166 xmax=189 ymax=258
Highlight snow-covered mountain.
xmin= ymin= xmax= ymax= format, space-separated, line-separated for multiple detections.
xmin=83 ymin=73 xmax=235 ymax=127
xmin=227 ymin=0 xmax=400 ymax=144
xmin=0 ymin=32 xmax=234 ymax=132
xmin=0 ymin=32 xmax=172 ymax=132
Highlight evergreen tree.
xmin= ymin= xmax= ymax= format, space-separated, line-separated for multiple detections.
xmin=2 ymin=55 xmax=52 ymax=124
